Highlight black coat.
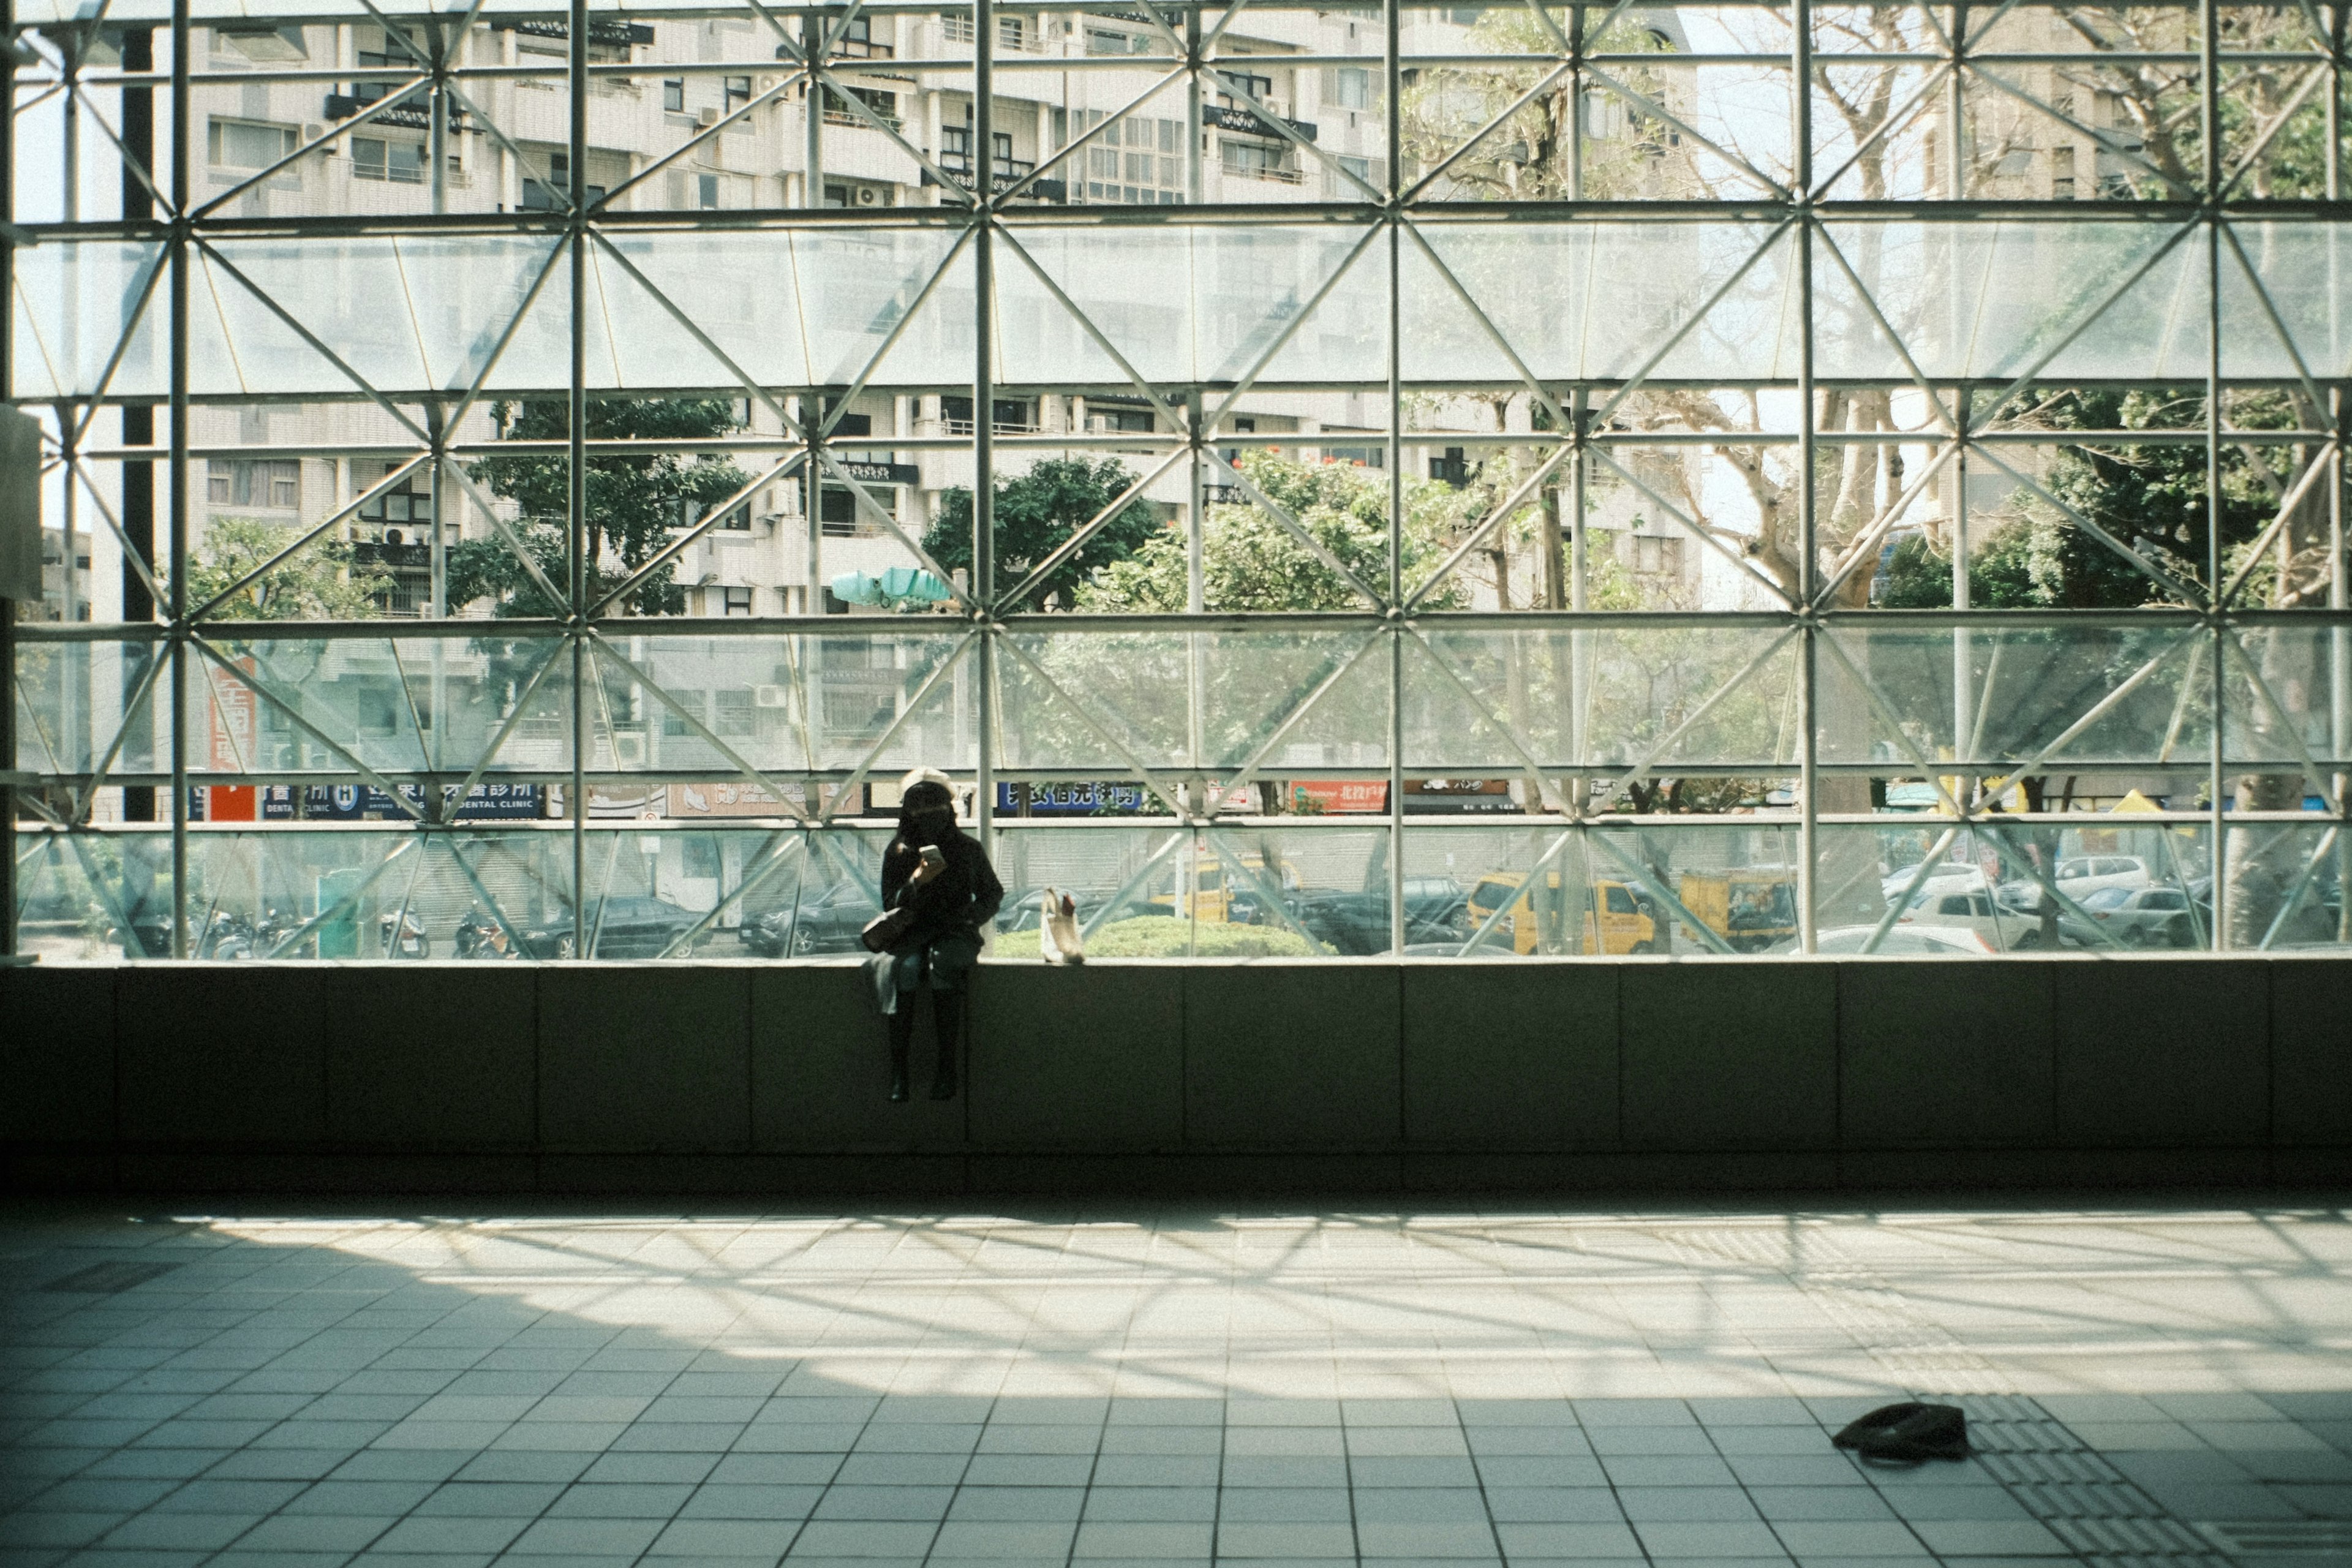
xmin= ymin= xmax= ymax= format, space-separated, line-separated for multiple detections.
xmin=880 ymin=829 xmax=1005 ymax=952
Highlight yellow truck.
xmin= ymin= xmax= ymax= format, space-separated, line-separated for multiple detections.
xmin=1463 ymin=872 xmax=1657 ymax=955
xmin=1676 ymin=870 xmax=1799 ymax=952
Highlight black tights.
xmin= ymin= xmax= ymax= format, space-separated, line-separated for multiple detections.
xmin=888 ymin=987 xmax=962 ymax=1090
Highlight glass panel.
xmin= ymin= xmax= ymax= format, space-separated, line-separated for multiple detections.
xmin=1818 ymin=619 xmax=2212 ymax=770
xmin=1819 ymin=818 xmax=2214 ymax=954
xmin=998 ymin=625 xmax=1390 ymax=774
xmin=13 ymin=638 xmax=169 ymax=781
xmin=1404 ymin=222 xmax=1802 ymax=384
xmin=1406 ymin=821 xmax=1804 ymax=956
xmin=1405 ymin=622 xmax=1802 ymax=771
xmin=182 ymin=632 xmax=573 ymax=777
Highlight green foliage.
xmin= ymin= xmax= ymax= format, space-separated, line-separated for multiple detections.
xmin=991 ymin=915 xmax=1323 ymax=959
xmin=452 ymin=397 xmax=750 ymax=616
xmin=1880 ymin=388 xmax=2294 ymax=610
xmin=1076 ymin=451 xmax=1477 ymax=612
xmin=186 ymin=518 xmax=393 ymax=620
xmin=922 ymin=458 xmax=1163 ymax=606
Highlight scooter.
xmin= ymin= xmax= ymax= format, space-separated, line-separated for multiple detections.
xmin=377 ymin=910 xmax=430 ymax=959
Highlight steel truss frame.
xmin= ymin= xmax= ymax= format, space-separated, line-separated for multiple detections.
xmin=4 ymin=0 xmax=2351 ymax=959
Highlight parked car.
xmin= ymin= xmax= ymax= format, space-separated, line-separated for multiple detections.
xmin=1896 ymin=885 xmax=2049 ymax=949
xmin=1996 ymin=854 xmax=2151 ymax=911
xmin=1777 ymin=924 xmax=1997 ymax=955
xmin=561 ymin=895 xmax=703 ymax=959
xmin=1881 ymin=863 xmax=1984 ymax=906
xmin=2056 ymin=884 xmax=2203 ymax=948
xmin=739 ymin=882 xmax=878 ymax=957
xmin=1290 ymin=879 xmax=1468 ymax=954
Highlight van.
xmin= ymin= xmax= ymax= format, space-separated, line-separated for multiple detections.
xmin=1463 ymin=872 xmax=1656 ymax=954
xmin=1678 ymin=871 xmax=1799 ymax=952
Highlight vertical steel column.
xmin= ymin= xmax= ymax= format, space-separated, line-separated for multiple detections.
xmin=1793 ymin=0 xmax=1818 ymax=953
xmin=1567 ymin=2 xmax=1583 ymax=200
xmin=168 ymin=0 xmax=190 ymax=957
xmin=973 ymin=0 xmax=995 ymax=846
xmin=1185 ymin=5 xmax=1202 ymax=203
xmin=568 ymin=0 xmax=589 ymax=956
xmin=429 ymin=16 xmax=448 ymax=216
xmin=2203 ymin=0 xmax=2225 ymax=946
xmin=1945 ymin=2 xmax=1966 ymax=198
xmin=804 ymin=12 xmax=823 ymax=207
xmin=1386 ymin=0 xmax=1406 ymax=954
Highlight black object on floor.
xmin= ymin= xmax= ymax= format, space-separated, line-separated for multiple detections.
xmin=1832 ymin=1402 xmax=1970 ymax=1464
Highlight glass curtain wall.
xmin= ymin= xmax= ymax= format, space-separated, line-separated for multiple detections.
xmin=5 ymin=0 xmax=2348 ymax=960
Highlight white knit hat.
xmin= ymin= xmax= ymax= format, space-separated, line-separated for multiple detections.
xmin=900 ymin=767 xmax=954 ymax=794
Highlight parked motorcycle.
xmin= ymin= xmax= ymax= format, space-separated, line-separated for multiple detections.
xmin=377 ymin=910 xmax=430 ymax=959
xmin=454 ymin=909 xmax=516 ymax=960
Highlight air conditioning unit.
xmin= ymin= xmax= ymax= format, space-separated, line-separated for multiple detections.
xmin=855 ymin=186 xmax=880 ymax=206
xmin=757 ymin=74 xmax=779 ymax=92
xmin=753 ymin=684 xmax=791 ymax=709
xmin=698 ymin=105 xmax=722 ymax=126
xmin=303 ymin=123 xmax=326 ymax=145
xmin=611 ymin=733 xmax=647 ymax=766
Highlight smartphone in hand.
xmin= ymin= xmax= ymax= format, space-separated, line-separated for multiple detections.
xmin=918 ymin=845 xmax=946 ymax=872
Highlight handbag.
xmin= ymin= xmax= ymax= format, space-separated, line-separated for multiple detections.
xmin=861 ymin=905 xmax=917 ymax=954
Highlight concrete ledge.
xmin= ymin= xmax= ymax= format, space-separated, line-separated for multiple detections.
xmin=5 ymin=955 xmax=2348 ymax=1194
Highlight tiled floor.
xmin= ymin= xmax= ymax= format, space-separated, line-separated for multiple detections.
xmin=4 ymin=1202 xmax=2351 ymax=1568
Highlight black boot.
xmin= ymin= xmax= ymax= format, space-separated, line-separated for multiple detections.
xmin=928 ymin=990 xmax=961 ymax=1099
xmin=888 ymin=1008 xmax=913 ymax=1103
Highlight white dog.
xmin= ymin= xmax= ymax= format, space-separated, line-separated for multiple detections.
xmin=1039 ymin=889 xmax=1085 ymax=965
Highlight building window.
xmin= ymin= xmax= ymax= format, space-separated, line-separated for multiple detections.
xmin=722 ymin=586 xmax=755 ymax=617
xmin=1071 ymin=112 xmax=1182 ymax=203
xmin=724 ymin=75 xmax=752 ymax=111
xmin=1627 ymin=534 xmax=1683 ymax=576
xmin=207 ymin=459 xmax=301 ymax=510
xmin=207 ymin=116 xmax=295 ymax=169
xmin=1221 ymin=140 xmax=1299 ymax=183
xmin=356 ymin=465 xmax=432 ymax=540
xmin=1332 ymin=66 xmax=1371 ymax=109
xmin=522 ymin=148 xmax=607 ymax=209
xmin=350 ymin=136 xmax=426 ymax=183
xmin=662 ymin=78 xmax=684 ymax=113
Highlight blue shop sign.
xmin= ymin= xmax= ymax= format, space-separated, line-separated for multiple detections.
xmin=263 ymin=783 xmax=545 ymax=821
xmin=997 ymin=780 xmax=1149 ymax=815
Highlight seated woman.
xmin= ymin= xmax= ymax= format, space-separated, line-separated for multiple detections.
xmin=872 ymin=769 xmax=1003 ymax=1102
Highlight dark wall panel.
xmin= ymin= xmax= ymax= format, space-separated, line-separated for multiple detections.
xmin=538 ymin=968 xmax=750 ymax=1152
xmin=2052 ymin=962 xmax=2269 ymax=1147
xmin=970 ymin=964 xmax=1184 ymax=1150
xmin=1183 ymin=963 xmax=1401 ymax=1148
xmin=1839 ymin=962 xmax=2055 ymax=1148
xmin=0 ymin=965 xmax=115 ymax=1144
xmin=1401 ymin=962 xmax=1618 ymax=1149
xmin=323 ymin=967 xmax=536 ymax=1151
xmin=2271 ymin=960 xmax=2352 ymax=1147
xmin=116 ymin=966 xmax=328 ymax=1147
xmin=1620 ymin=965 xmax=1837 ymax=1151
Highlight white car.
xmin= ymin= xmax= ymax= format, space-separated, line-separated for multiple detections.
xmin=1898 ymin=885 xmax=2051 ymax=950
xmin=1806 ymin=924 xmax=1997 ymax=955
xmin=1997 ymin=854 xmax=2152 ymax=911
xmin=1881 ymin=863 xmax=1984 ymax=905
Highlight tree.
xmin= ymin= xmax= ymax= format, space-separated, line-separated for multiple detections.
xmin=449 ymin=398 xmax=751 ymax=616
xmin=922 ymin=458 xmax=1163 ymax=608
xmin=186 ymin=518 xmax=393 ymax=620
xmin=1075 ymin=451 xmax=1478 ymax=612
